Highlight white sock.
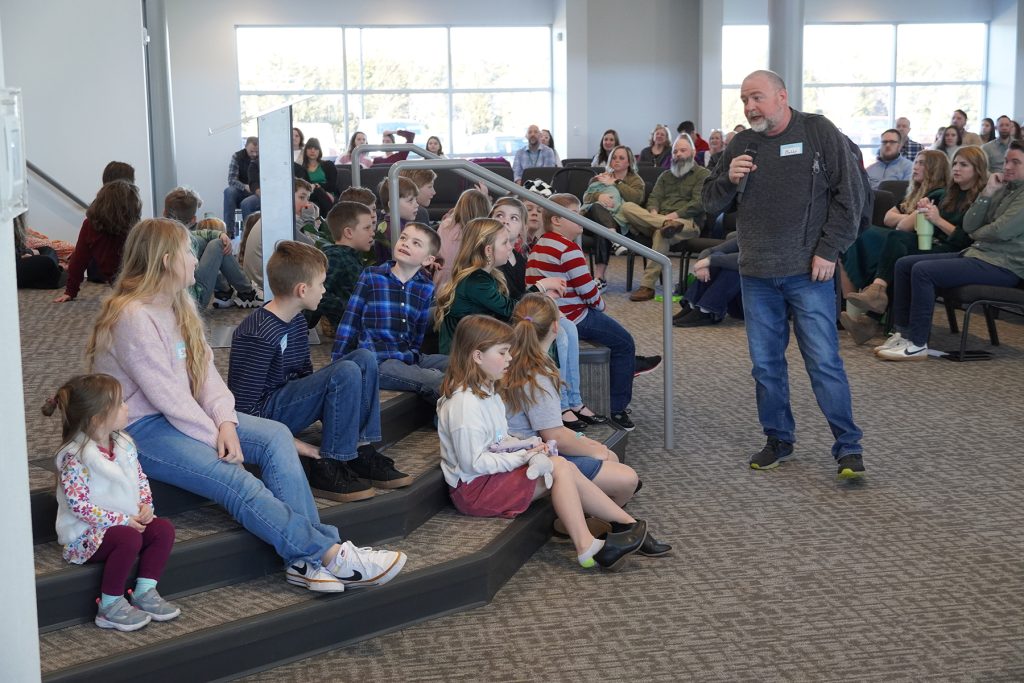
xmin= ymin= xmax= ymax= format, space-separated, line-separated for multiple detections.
xmin=577 ymin=538 xmax=605 ymax=568
xmin=846 ymin=300 xmax=865 ymax=318
xmin=327 ymin=545 xmax=348 ymax=573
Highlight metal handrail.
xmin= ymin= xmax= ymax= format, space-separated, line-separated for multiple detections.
xmin=26 ymin=161 xmax=89 ymax=210
xmin=349 ymin=144 xmax=507 ymax=196
xmin=387 ymin=159 xmax=675 ymax=449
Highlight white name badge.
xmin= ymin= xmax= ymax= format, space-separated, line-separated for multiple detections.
xmin=175 ymin=341 xmax=187 ymax=360
xmin=780 ymin=143 xmax=803 ymax=157
xmin=280 ymin=336 xmax=288 ymax=353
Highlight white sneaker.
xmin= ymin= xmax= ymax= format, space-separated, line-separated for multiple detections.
xmin=872 ymin=332 xmax=903 ymax=354
xmin=613 ymin=244 xmax=629 ymax=256
xmin=212 ymin=293 xmax=235 ymax=309
xmin=286 ymin=560 xmax=345 ymax=593
xmin=876 ymin=338 xmax=928 ymax=361
xmin=327 ymin=541 xmax=407 ymax=588
xmin=596 ymin=278 xmax=608 ymax=292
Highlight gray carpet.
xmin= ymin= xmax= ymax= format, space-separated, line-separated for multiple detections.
xmin=20 ymin=260 xmax=1024 ymax=680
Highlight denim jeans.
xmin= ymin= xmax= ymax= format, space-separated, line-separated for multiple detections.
xmin=892 ymin=252 xmax=1021 ymax=346
xmin=223 ymin=186 xmax=252 ymax=224
xmin=240 ymin=194 xmax=262 ymax=224
xmin=555 ymin=316 xmax=583 ymax=410
xmin=261 ymin=348 xmax=382 ymax=461
xmin=126 ymin=413 xmax=340 ymax=566
xmin=193 ymin=240 xmax=253 ymax=307
xmin=740 ymin=274 xmax=862 ymax=459
xmin=684 ymin=268 xmax=743 ymax=319
xmin=573 ymin=308 xmax=635 ymax=413
xmin=379 ymin=353 xmax=449 ymax=402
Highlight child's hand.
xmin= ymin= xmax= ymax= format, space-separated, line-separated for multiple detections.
xmin=136 ymin=504 xmax=154 ymax=524
xmin=219 ymin=233 xmax=232 ymax=254
xmin=53 ymin=294 xmax=72 ymax=303
xmin=217 ymin=422 xmax=245 ymax=464
xmin=127 ymin=517 xmax=146 ymax=532
xmin=537 ymin=277 xmax=566 ymax=297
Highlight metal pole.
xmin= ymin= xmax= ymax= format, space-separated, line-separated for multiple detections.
xmin=387 ymin=159 xmax=676 ymax=450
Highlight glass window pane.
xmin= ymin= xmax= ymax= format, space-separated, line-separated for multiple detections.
xmin=451 ymin=28 xmax=551 ymax=88
xmin=350 ymin=93 xmax=448 ymax=150
xmin=722 ymin=26 xmax=769 ymax=85
xmin=720 ymin=87 xmax=747 ymax=132
xmin=803 ymin=86 xmax=892 ymax=148
xmin=240 ymin=95 xmax=349 ymax=159
xmin=895 ymin=84 xmax=984 ymax=144
xmin=452 ymin=92 xmax=552 ymax=156
xmin=803 ymin=25 xmax=894 ymax=84
xmin=896 ymin=24 xmax=986 ymax=82
xmin=237 ymin=27 xmax=344 ymax=91
xmin=349 ymin=28 xmax=449 ymax=90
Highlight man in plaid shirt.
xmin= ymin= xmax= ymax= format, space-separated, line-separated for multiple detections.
xmin=896 ymin=117 xmax=924 ymax=161
xmin=333 ymin=223 xmax=449 ymax=401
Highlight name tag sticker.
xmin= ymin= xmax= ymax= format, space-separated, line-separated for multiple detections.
xmin=175 ymin=341 xmax=187 ymax=360
xmin=780 ymin=143 xmax=803 ymax=157
xmin=280 ymin=336 xmax=288 ymax=353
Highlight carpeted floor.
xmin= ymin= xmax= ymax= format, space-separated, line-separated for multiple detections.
xmin=20 ymin=258 xmax=1024 ymax=681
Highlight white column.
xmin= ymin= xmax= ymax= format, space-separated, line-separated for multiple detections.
xmin=699 ymin=0 xmax=725 ymax=131
xmin=768 ymin=0 xmax=804 ymax=110
xmin=257 ymin=106 xmax=295 ymax=301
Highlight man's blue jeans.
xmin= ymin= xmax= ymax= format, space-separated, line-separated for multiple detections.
xmin=573 ymin=308 xmax=635 ymax=413
xmin=127 ymin=412 xmax=340 ymax=566
xmin=379 ymin=353 xmax=449 ymax=402
xmin=223 ymin=186 xmax=252 ymax=224
xmin=741 ymin=274 xmax=862 ymax=459
xmin=261 ymin=348 xmax=382 ymax=461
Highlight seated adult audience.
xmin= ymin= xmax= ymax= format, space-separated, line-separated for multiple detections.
xmin=843 ymin=147 xmax=986 ymax=344
xmin=934 ymin=126 xmax=962 ymax=162
xmin=513 ymin=124 xmax=558 ymax=183
xmin=425 ymin=135 xmax=445 ymax=157
xmin=298 ymin=137 xmax=338 ymax=217
xmin=951 ymin=109 xmax=984 ymax=147
xmin=292 ymin=127 xmax=304 ymax=164
xmin=876 ymin=140 xmax=1024 ymax=361
xmin=591 ymin=129 xmax=619 ymax=167
xmin=896 ymin=117 xmax=925 ymax=161
xmin=677 ymin=121 xmax=710 ymax=156
xmin=242 ymin=179 xmax=316 ymax=292
xmin=223 ymin=136 xmax=259 ymax=223
xmin=540 ymin=129 xmax=561 ymax=166
xmin=703 ymin=129 xmax=724 ymax=169
xmin=983 ymin=115 xmax=1014 ymax=173
xmin=55 ymin=179 xmax=142 ymax=303
xmin=980 ymin=117 xmax=995 ymax=144
xmin=638 ymin=124 xmax=672 ymax=169
xmin=373 ymin=130 xmax=416 ymax=166
xmin=672 ymin=236 xmax=742 ymax=327
xmin=625 ymin=134 xmax=707 ymax=302
xmin=866 ymin=129 xmax=914 ymax=189
xmin=581 ymin=145 xmax=646 ymax=287
xmin=339 ymin=131 xmax=372 ymax=169
xmin=14 ymin=213 xmax=65 ymax=289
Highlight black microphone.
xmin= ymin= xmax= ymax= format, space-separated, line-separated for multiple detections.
xmin=736 ymin=143 xmax=758 ymax=202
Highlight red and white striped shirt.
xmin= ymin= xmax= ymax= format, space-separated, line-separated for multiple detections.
xmin=525 ymin=231 xmax=605 ymax=322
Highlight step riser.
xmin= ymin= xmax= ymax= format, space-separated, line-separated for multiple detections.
xmin=44 ymin=502 xmax=556 ymax=683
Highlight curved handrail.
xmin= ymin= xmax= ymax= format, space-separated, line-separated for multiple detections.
xmin=26 ymin=161 xmax=89 ymax=210
xmin=387 ymin=159 xmax=675 ymax=449
xmin=349 ymin=144 xmax=508 ymax=197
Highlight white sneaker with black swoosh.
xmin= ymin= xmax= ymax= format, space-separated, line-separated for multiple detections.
xmin=327 ymin=541 xmax=407 ymax=588
xmin=876 ymin=338 xmax=928 ymax=361
xmin=286 ymin=561 xmax=345 ymax=592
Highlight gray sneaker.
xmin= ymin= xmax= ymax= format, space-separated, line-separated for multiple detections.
xmin=130 ymin=587 xmax=181 ymax=621
xmin=95 ymin=596 xmax=151 ymax=631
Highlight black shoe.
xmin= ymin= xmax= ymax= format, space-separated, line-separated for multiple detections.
xmin=634 ymin=355 xmax=662 ymax=376
xmin=574 ymin=406 xmax=608 ymax=425
xmin=593 ymin=519 xmax=647 ymax=570
xmin=349 ymin=445 xmax=413 ymax=489
xmin=610 ymin=410 xmax=634 ymax=431
xmin=836 ymin=453 xmax=866 ymax=480
xmin=233 ymin=288 xmax=264 ymax=309
xmin=672 ymin=301 xmax=694 ymax=321
xmin=307 ymin=459 xmax=375 ymax=502
xmin=638 ymin=532 xmax=672 ymax=557
xmin=562 ymin=411 xmax=587 ymax=431
xmin=748 ymin=437 xmax=795 ymax=470
xmin=673 ymin=308 xmax=721 ymax=328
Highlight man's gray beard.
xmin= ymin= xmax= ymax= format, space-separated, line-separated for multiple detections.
xmin=671 ymin=158 xmax=695 ymax=178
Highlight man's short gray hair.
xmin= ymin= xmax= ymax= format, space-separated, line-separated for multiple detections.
xmin=745 ymin=69 xmax=786 ymax=91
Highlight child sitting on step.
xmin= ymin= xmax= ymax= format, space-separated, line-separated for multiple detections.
xmin=436 ymin=314 xmax=648 ymax=570
xmin=45 ymin=374 xmax=180 ymax=631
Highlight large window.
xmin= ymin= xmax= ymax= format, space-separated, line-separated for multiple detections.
xmin=236 ymin=26 xmax=553 ymax=159
xmin=803 ymin=23 xmax=987 ymax=160
xmin=720 ymin=25 xmax=770 ymax=132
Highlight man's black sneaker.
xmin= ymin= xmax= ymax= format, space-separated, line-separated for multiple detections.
xmin=672 ymin=301 xmax=694 ymax=321
xmin=349 ymin=445 xmax=413 ymax=489
xmin=634 ymin=355 xmax=662 ymax=376
xmin=748 ymin=437 xmax=795 ymax=470
xmin=610 ymin=410 xmax=635 ymax=431
xmin=306 ymin=458 xmax=375 ymax=502
xmin=673 ymin=308 xmax=721 ymax=328
xmin=836 ymin=453 xmax=866 ymax=479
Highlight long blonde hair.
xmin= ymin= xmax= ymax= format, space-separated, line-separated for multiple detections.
xmin=433 ymin=218 xmax=509 ymax=330
xmin=902 ymin=150 xmax=950 ymax=212
xmin=439 ymin=315 xmax=514 ymax=400
xmin=499 ymin=294 xmax=563 ymax=415
xmin=86 ymin=218 xmax=209 ymax=397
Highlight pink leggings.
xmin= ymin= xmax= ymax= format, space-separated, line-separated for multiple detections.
xmin=86 ymin=518 xmax=175 ymax=596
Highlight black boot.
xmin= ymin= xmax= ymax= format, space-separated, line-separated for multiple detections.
xmin=594 ymin=519 xmax=647 ymax=570
xmin=638 ymin=533 xmax=672 ymax=557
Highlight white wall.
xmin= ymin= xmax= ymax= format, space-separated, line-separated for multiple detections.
xmin=0 ymin=13 xmax=42 ymax=680
xmin=0 ymin=0 xmax=153 ymax=242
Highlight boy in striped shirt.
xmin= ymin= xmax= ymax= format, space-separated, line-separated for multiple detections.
xmin=228 ymin=241 xmax=411 ymax=503
xmin=526 ymin=194 xmax=661 ymax=431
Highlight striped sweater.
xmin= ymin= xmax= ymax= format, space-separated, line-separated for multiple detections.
xmin=228 ymin=308 xmax=313 ymax=416
xmin=525 ymin=231 xmax=605 ymax=322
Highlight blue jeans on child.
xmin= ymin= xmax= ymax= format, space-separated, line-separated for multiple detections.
xmin=892 ymin=252 xmax=1021 ymax=346
xmin=740 ymin=273 xmax=862 ymax=459
xmin=379 ymin=353 xmax=450 ymax=401
xmin=555 ymin=316 xmax=583 ymax=410
xmin=261 ymin=348 xmax=382 ymax=461
xmin=193 ymin=240 xmax=252 ymax=307
xmin=127 ymin=413 xmax=340 ymax=566
xmin=572 ymin=308 xmax=635 ymax=413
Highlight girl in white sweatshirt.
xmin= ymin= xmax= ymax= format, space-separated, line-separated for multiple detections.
xmin=45 ymin=374 xmax=179 ymax=631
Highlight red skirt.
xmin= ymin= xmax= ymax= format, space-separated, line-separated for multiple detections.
xmin=450 ymin=466 xmax=536 ymax=519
